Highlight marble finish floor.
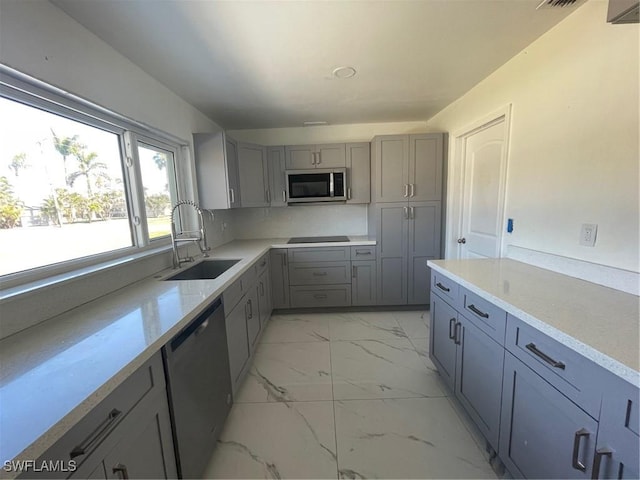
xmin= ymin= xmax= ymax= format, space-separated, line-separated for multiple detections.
xmin=203 ymin=310 xmax=497 ymax=479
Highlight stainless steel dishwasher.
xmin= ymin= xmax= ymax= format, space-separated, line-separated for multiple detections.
xmin=163 ymin=297 xmax=232 ymax=479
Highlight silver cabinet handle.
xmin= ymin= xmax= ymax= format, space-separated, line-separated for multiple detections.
xmin=355 ymin=249 xmax=371 ymax=255
xmin=410 ymin=206 xmax=414 ymax=219
xmin=352 ymin=265 xmax=357 ymax=278
xmin=525 ymin=343 xmax=566 ymax=369
xmin=70 ymin=409 xmax=122 ymax=459
xmin=347 ymin=187 xmax=352 ymax=200
xmin=467 ymin=304 xmax=489 ymax=318
xmin=448 ymin=318 xmax=456 ymax=340
xmin=572 ymin=428 xmax=590 ymax=472
xmin=410 ymin=183 xmax=415 ymax=197
xmin=454 ymin=322 xmax=462 ymax=345
xmin=112 ymin=464 xmax=129 ymax=479
xmin=282 ymin=190 xmax=287 ymax=202
xmin=247 ymin=299 xmax=253 ymax=319
xmin=266 ymin=190 xmax=271 ymax=203
xmin=316 ymin=152 xmax=321 ymax=165
xmin=591 ymin=447 xmax=613 ymax=479
xmin=436 ymin=282 xmax=450 ymax=292
xmin=404 ymin=184 xmax=409 ymax=198
xmin=404 ymin=206 xmax=409 ymax=219
xmin=229 ymin=188 xmax=235 ymax=204
xmin=313 ymin=294 xmax=328 ymax=299
xmin=312 ymin=272 xmax=328 ymax=276
xmin=260 ymin=281 xmax=265 ymax=296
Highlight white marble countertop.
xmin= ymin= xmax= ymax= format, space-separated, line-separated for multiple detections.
xmin=428 ymin=258 xmax=640 ymax=387
xmin=0 ymin=236 xmax=375 ymax=476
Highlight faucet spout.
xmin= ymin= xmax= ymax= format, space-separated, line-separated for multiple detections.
xmin=170 ymin=200 xmax=211 ymax=269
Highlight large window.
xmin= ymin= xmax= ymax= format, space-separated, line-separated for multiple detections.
xmin=0 ymin=78 xmax=184 ymax=280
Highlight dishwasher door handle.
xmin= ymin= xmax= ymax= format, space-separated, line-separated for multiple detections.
xmin=170 ymin=297 xmax=222 ymax=352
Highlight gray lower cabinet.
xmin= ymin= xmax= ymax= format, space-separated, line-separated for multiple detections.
xmin=224 ymin=298 xmax=250 ymax=390
xmin=245 ymin=286 xmax=261 ymax=352
xmin=430 ymin=291 xmax=504 ymax=449
xmin=270 ymin=248 xmax=290 ymax=309
xmin=500 ymin=352 xmax=598 ymax=479
xmin=289 ymin=284 xmax=352 ymax=308
xmin=351 ymin=260 xmax=376 ymax=306
xmin=376 ymin=202 xmax=441 ymax=305
xmin=29 ymin=353 xmax=176 ymax=480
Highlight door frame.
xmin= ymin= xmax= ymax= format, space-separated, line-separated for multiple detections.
xmin=446 ymin=105 xmax=512 ymax=259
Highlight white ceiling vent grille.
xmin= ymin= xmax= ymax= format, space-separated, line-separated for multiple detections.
xmin=536 ymin=0 xmax=579 ymax=9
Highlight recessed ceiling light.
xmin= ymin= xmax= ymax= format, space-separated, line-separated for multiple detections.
xmin=303 ymin=121 xmax=328 ymax=126
xmin=332 ymin=66 xmax=357 ymax=79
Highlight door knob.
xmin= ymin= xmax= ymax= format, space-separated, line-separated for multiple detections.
xmin=457 ymin=238 xmax=466 ymax=244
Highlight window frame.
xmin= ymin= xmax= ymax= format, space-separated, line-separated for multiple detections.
xmin=0 ymin=66 xmax=190 ymax=290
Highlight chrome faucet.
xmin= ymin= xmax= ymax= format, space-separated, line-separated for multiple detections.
xmin=170 ymin=200 xmax=211 ymax=269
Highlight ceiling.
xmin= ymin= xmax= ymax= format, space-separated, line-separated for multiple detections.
xmin=51 ymin=0 xmax=582 ymax=130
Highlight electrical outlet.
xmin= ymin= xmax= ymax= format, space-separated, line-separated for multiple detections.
xmin=580 ymin=223 xmax=597 ymax=247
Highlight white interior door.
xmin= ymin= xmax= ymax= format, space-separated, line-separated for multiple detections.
xmin=459 ymin=117 xmax=508 ymax=258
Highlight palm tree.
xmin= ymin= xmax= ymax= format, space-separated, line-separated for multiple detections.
xmin=66 ymin=145 xmax=108 ymax=196
xmin=51 ymin=130 xmax=79 ymax=186
xmin=9 ymin=153 xmax=28 ymax=176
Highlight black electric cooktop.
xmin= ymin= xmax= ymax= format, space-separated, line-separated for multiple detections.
xmin=287 ymin=235 xmax=350 ymax=244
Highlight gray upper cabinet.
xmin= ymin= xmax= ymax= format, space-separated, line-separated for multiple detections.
xmin=268 ymin=146 xmax=287 ymax=207
xmin=194 ymin=132 xmax=241 ymax=209
xmin=285 ymin=143 xmax=346 ymax=169
xmin=237 ymin=141 xmax=269 ymax=207
xmin=372 ymin=133 xmax=443 ymax=203
xmin=346 ymin=142 xmax=371 ymax=204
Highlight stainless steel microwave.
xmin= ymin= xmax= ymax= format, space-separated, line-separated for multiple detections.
xmin=285 ymin=168 xmax=347 ymax=204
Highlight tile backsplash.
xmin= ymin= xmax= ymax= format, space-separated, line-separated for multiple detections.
xmin=231 ymin=204 xmax=368 ymax=239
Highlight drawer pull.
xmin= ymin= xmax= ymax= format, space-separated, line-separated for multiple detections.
xmin=525 ymin=343 xmax=566 ymax=369
xmin=449 ymin=318 xmax=456 ymax=340
xmin=454 ymin=322 xmax=462 ymax=345
xmin=70 ymin=408 xmax=122 ymax=459
xmin=355 ymin=250 xmax=371 ymax=255
xmin=260 ymin=260 xmax=267 ymax=268
xmin=312 ymin=272 xmax=328 ymax=276
xmin=572 ymin=428 xmax=590 ymax=472
xmin=313 ymin=294 xmax=328 ymax=299
xmin=352 ymin=265 xmax=357 ymax=278
xmin=113 ymin=464 xmax=130 ymax=479
xmin=591 ymin=447 xmax=613 ymax=479
xmin=467 ymin=304 xmax=489 ymax=318
xmin=436 ymin=282 xmax=450 ymax=292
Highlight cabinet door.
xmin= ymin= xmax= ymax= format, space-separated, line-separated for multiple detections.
xmin=103 ymin=394 xmax=177 ymax=480
xmin=408 ymin=134 xmax=443 ymax=202
xmin=245 ymin=288 xmax=261 ymax=353
xmin=373 ymin=135 xmax=409 ymax=203
xmin=225 ymin=137 xmax=241 ymax=208
xmin=429 ymin=294 xmax=457 ymax=391
xmin=500 ymin=352 xmax=598 ymax=479
xmin=270 ymin=249 xmax=290 ymax=309
xmin=407 ymin=201 xmax=441 ymax=304
xmin=225 ymin=302 xmax=250 ymax=384
xmin=285 ymin=145 xmax=316 ymax=169
xmin=257 ymin=270 xmax=273 ymax=328
xmin=346 ymin=143 xmax=370 ymax=204
xmin=268 ymin=146 xmax=287 ymax=206
xmin=376 ymin=203 xmax=408 ymax=305
xmin=316 ymin=143 xmax=346 ymax=168
xmin=352 ymin=260 xmax=376 ymax=306
xmin=455 ymin=315 xmax=504 ymax=450
xmin=237 ymin=142 xmax=268 ymax=207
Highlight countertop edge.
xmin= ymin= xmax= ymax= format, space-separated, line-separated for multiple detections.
xmin=427 ymin=260 xmax=640 ymax=389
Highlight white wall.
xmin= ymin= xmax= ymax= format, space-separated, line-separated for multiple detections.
xmin=427 ymin=0 xmax=639 ymax=274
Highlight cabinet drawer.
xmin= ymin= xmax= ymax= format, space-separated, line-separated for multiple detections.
xmin=431 ymin=271 xmax=459 ymax=307
xmin=289 ymin=261 xmax=351 ymax=285
xmin=290 ymin=285 xmax=352 ymax=308
xmin=33 ymin=353 xmax=165 ymax=476
xmin=255 ymin=253 xmax=269 ymax=277
xmin=223 ymin=277 xmax=243 ymax=315
xmin=288 ymin=247 xmax=350 ymax=263
xmin=460 ymin=287 xmax=507 ymax=345
xmin=506 ymin=315 xmax=604 ymax=418
xmin=350 ymin=245 xmax=376 ymax=260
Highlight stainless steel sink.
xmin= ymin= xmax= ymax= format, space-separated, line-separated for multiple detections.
xmin=164 ymin=259 xmax=240 ymax=281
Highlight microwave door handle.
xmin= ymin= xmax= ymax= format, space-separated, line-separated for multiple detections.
xmin=329 ymin=172 xmax=335 ymax=197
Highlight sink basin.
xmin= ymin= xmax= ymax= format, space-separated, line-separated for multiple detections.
xmin=165 ymin=259 xmax=240 ymax=281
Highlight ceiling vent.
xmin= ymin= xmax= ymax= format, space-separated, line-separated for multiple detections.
xmin=536 ymin=0 xmax=579 ymax=9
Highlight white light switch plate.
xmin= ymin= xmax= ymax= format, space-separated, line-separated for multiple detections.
xmin=580 ymin=223 xmax=598 ymax=247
